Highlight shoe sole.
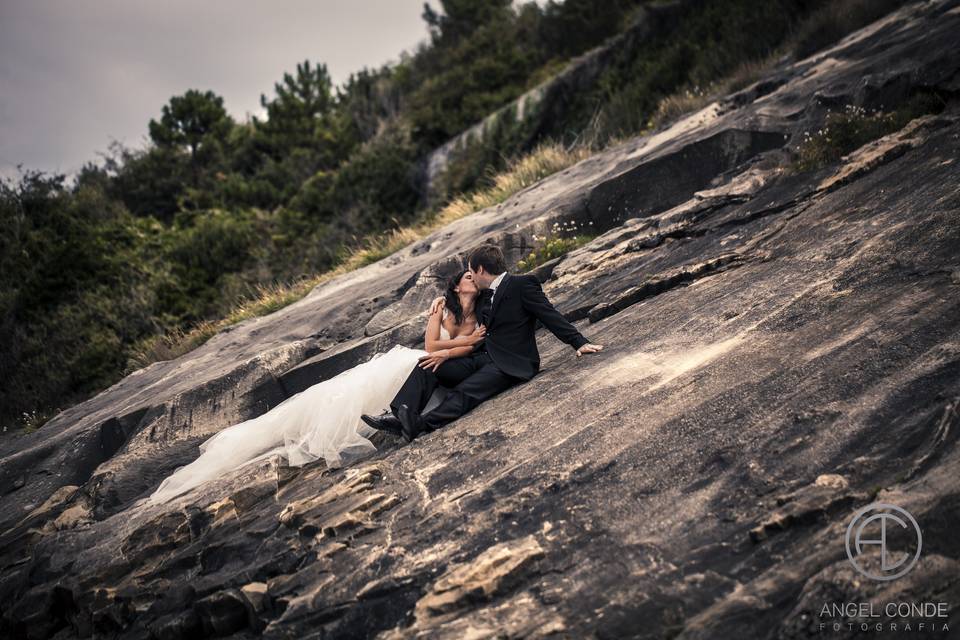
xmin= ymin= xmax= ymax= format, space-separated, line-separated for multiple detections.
xmin=361 ymin=415 xmax=403 ymax=437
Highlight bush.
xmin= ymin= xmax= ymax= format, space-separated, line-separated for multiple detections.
xmin=289 ymin=125 xmax=421 ymax=234
xmin=517 ymin=234 xmax=595 ymax=271
xmin=792 ymin=93 xmax=946 ymax=172
xmin=158 ymin=208 xmax=261 ymax=321
xmin=0 ymin=171 xmax=168 ymax=431
xmin=791 ymin=0 xmax=912 ymax=59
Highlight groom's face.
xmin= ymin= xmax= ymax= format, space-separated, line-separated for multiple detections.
xmin=468 ymin=265 xmax=493 ymax=290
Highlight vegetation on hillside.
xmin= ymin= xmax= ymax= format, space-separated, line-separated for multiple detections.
xmin=791 ymin=93 xmax=947 ymax=172
xmin=0 ymin=0 xmax=914 ymax=433
xmin=517 ymin=235 xmax=596 ymax=272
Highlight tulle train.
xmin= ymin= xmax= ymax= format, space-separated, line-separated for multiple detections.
xmin=146 ymin=344 xmax=425 ymax=505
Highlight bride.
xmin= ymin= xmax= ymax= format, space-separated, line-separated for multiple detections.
xmin=146 ymin=269 xmax=486 ymax=505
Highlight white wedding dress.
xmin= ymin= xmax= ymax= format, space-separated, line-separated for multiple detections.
xmin=144 ymin=323 xmax=446 ymax=504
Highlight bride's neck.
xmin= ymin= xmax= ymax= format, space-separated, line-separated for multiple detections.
xmin=458 ymin=294 xmax=475 ymax=319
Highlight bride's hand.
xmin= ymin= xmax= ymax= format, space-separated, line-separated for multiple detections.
xmin=418 ymin=349 xmax=450 ymax=372
xmin=428 ymin=297 xmax=445 ymax=316
xmin=466 ymin=324 xmax=487 ymax=345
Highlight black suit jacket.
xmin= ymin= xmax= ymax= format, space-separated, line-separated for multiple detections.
xmin=476 ymin=273 xmax=590 ymax=380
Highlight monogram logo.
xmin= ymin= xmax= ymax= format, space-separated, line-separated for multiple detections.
xmin=845 ymin=502 xmax=922 ymax=581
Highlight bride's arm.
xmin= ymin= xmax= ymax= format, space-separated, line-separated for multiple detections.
xmin=418 ymin=343 xmax=476 ymax=371
xmin=420 ymin=304 xmax=486 ymax=371
xmin=444 ymin=345 xmax=475 ymax=358
xmin=425 ymin=330 xmax=485 ymax=352
xmin=424 ymin=303 xmax=485 ymax=351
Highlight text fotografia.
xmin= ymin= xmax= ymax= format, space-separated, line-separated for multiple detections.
xmin=815 ymin=504 xmax=951 ymax=633
xmin=818 ymin=602 xmax=950 ymax=633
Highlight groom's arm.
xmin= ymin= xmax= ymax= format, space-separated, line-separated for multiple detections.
xmin=519 ymin=275 xmax=590 ymax=350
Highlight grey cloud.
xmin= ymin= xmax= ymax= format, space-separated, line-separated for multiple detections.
xmin=0 ymin=0 xmax=428 ymax=182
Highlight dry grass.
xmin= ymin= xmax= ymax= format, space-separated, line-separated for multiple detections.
xmin=351 ymin=141 xmax=590 ymax=266
xmin=438 ymin=142 xmax=592 ymax=220
xmin=645 ymin=55 xmax=779 ymax=132
xmin=129 ymin=142 xmax=592 ymax=369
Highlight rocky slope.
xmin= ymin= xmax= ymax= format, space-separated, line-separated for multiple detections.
xmin=2 ymin=1 xmax=960 ymax=638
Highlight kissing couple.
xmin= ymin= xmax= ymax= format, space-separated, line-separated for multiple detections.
xmin=361 ymin=243 xmax=604 ymax=441
xmin=146 ymin=244 xmax=603 ymax=505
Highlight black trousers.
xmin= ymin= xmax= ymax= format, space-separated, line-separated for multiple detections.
xmin=390 ymin=351 xmax=521 ymax=431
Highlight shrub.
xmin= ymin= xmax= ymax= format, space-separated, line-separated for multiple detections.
xmin=791 ymin=0 xmax=912 ymax=59
xmin=792 ymin=93 xmax=946 ymax=172
xmin=517 ymin=234 xmax=595 ymax=271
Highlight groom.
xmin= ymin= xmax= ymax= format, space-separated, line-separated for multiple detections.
xmin=362 ymin=244 xmax=603 ymax=442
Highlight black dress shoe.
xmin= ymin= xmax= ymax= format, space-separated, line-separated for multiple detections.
xmin=397 ymin=404 xmax=424 ymax=443
xmin=361 ymin=412 xmax=403 ymax=437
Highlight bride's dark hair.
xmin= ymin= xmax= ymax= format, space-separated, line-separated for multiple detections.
xmin=443 ymin=269 xmax=469 ymax=325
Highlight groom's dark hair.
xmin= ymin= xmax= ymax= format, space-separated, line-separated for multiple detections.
xmin=468 ymin=244 xmax=506 ymax=275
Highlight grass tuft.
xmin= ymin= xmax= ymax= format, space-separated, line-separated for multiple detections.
xmin=643 ymin=58 xmax=772 ymax=132
xmin=517 ymin=234 xmax=596 ymax=272
xmin=791 ymin=93 xmax=946 ymax=172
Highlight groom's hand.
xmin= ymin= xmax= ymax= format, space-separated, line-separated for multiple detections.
xmin=428 ymin=297 xmax=445 ymax=316
xmin=576 ymin=343 xmax=604 ymax=358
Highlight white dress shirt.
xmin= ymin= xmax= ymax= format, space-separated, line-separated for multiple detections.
xmin=486 ymin=272 xmax=507 ymax=326
xmin=489 ymin=271 xmax=507 ymax=299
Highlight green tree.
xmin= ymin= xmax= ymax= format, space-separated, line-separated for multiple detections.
xmin=537 ymin=0 xmax=640 ymax=58
xmin=422 ymin=0 xmax=513 ymax=43
xmin=336 ymin=66 xmax=403 ymax=149
xmin=101 ymin=140 xmax=187 ymax=223
xmin=257 ymin=60 xmax=341 ymax=164
xmin=0 ymin=170 xmax=163 ymax=429
xmin=148 ymin=89 xmax=233 ymax=188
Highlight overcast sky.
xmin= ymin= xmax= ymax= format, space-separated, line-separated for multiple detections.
xmin=0 ymin=0 xmax=430 ymax=183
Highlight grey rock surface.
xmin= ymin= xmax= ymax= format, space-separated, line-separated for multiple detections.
xmin=2 ymin=2 xmax=960 ymax=638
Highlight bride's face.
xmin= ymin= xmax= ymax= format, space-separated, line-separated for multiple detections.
xmin=455 ymin=271 xmax=479 ymax=296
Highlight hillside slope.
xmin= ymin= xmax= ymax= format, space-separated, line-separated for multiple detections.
xmin=2 ymin=1 xmax=960 ymax=638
